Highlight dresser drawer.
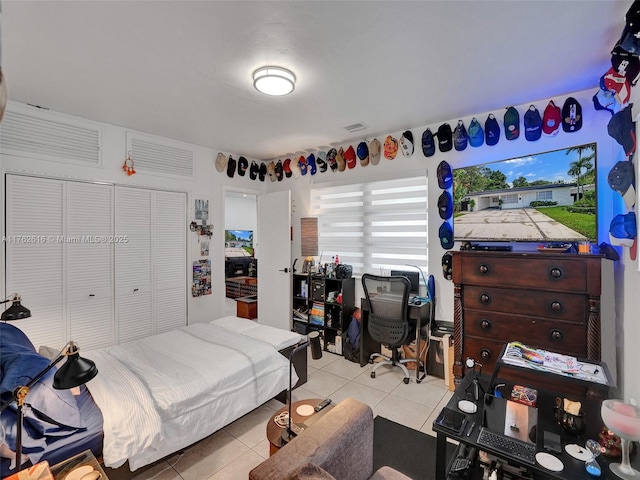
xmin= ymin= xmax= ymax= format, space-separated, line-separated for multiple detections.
xmin=463 ymin=285 xmax=586 ymax=322
xmin=464 ymin=309 xmax=587 ymax=355
xmin=458 ymin=255 xmax=590 ymax=293
xmin=462 ymin=337 xmax=505 ymax=373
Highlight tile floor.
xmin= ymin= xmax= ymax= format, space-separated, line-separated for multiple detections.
xmin=130 ymin=349 xmax=454 ymax=480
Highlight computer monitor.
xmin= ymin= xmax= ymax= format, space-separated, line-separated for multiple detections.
xmin=390 ymin=270 xmax=420 ymax=296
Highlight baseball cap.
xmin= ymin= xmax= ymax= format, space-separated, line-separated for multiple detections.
xmin=344 ymin=145 xmax=357 ymax=169
xmin=468 ymin=118 xmax=484 ymax=147
xmin=437 ymin=160 xmax=453 ymax=189
xmin=422 ymin=128 xmax=436 ymax=157
xmin=609 ymin=212 xmax=636 ymax=248
xmin=439 ymin=221 xmax=454 ymax=250
xmin=307 ymin=153 xmax=317 ymax=175
xmin=504 ymin=107 xmax=520 ymax=140
xmin=275 ymin=160 xmax=284 ymax=181
xmin=317 ymin=151 xmax=328 ymax=172
xmin=562 ymin=97 xmax=583 ymax=132
xmin=619 ymin=24 xmax=640 ymax=55
xmin=249 ymin=160 xmax=260 ymax=180
xmin=626 ymin=1 xmax=640 ymax=36
xmin=298 ymin=155 xmax=307 ymax=175
xmin=227 ymin=155 xmax=236 ymax=178
xmin=608 ymin=160 xmax=636 ymax=209
xmin=267 ymin=161 xmax=276 ymax=182
xmin=290 ymin=158 xmax=301 ymax=178
xmin=485 ymin=114 xmax=500 ymax=146
xmin=593 ymin=87 xmax=620 ymax=115
xmin=238 ymin=156 xmax=249 ymax=176
xmin=607 ymin=105 xmax=636 ymax=156
xmin=258 ymin=162 xmax=267 ymax=181
xmin=604 ymin=67 xmax=631 ymax=105
xmin=524 ymin=105 xmax=542 ymax=141
xmin=611 ymin=44 xmax=640 ymax=86
xmin=215 ymin=152 xmax=227 ymax=173
xmin=327 ymin=148 xmax=338 ymax=171
xmin=453 ymin=120 xmax=468 ymax=151
xmin=400 ymin=130 xmax=414 ymax=156
xmin=384 ymin=135 xmax=398 ymax=160
xmin=597 ymin=242 xmax=620 ymax=261
xmin=442 ymin=252 xmax=453 ymax=280
xmin=336 ymin=147 xmax=346 ymax=171
xmin=369 ymin=139 xmax=381 ymax=165
xmin=357 ymin=142 xmax=369 ymax=166
xmin=437 ymin=123 xmax=453 ymax=152
xmin=283 ymin=158 xmax=292 ymax=178
xmin=542 ymin=100 xmax=561 ymax=136
xmin=438 ymin=190 xmax=453 ymax=220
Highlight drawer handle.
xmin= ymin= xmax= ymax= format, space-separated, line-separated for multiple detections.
xmin=479 ymin=264 xmax=489 ymax=274
xmin=480 ymin=319 xmax=491 ymax=330
xmin=550 ymin=267 xmax=563 ymax=279
xmin=550 ymin=329 xmax=563 ymax=342
xmin=550 ymin=301 xmax=562 ymax=312
xmin=480 ymin=293 xmax=491 ymax=304
xmin=480 ymin=349 xmax=492 ymax=360
xmin=89 ymin=294 xmax=95 ymax=297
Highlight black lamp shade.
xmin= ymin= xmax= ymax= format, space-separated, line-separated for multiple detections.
xmin=1 ymin=300 xmax=31 ymax=321
xmin=309 ymin=331 xmax=323 ymax=360
xmin=53 ymin=353 xmax=98 ymax=389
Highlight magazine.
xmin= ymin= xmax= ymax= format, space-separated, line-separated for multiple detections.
xmin=501 ymin=341 xmax=608 ymax=385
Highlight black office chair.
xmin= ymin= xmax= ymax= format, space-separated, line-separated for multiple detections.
xmin=362 ymin=273 xmax=417 ymax=384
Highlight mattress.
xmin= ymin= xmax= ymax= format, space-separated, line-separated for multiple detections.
xmin=85 ymin=322 xmax=294 ymax=470
xmin=211 ymin=315 xmax=302 ymax=351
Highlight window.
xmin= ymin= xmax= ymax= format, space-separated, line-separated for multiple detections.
xmin=537 ymin=190 xmax=553 ymax=201
xmin=502 ymin=194 xmax=518 ymax=204
xmin=310 ymin=174 xmax=428 ymax=277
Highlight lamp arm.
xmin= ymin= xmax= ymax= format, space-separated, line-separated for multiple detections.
xmin=287 ymin=341 xmax=310 ymax=435
xmin=0 ymin=353 xmax=66 ymax=413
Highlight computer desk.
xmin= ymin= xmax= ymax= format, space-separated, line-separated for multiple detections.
xmin=433 ymin=372 xmax=637 ymax=480
xmin=359 ymin=298 xmax=430 ymax=383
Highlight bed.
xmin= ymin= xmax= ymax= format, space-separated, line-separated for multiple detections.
xmin=0 ymin=317 xmax=302 ymax=475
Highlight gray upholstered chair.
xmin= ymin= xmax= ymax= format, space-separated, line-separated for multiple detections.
xmin=361 ymin=273 xmax=417 ymax=384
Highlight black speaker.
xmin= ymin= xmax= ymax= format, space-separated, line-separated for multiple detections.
xmin=335 ymin=264 xmax=353 ymax=279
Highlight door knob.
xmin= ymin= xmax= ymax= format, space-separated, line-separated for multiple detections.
xmin=278 ymin=267 xmax=289 ymax=273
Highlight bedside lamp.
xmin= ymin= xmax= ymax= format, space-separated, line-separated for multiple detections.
xmin=1 ymin=294 xmax=31 ymax=321
xmin=301 ymin=217 xmax=318 ymax=274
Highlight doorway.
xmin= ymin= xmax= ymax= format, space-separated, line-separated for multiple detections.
xmin=224 ymin=190 xmax=257 ymax=317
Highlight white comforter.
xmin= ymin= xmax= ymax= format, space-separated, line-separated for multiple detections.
xmin=85 ymin=323 xmax=295 ymax=469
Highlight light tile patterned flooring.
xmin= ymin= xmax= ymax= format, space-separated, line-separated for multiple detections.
xmin=130 ymin=349 xmax=454 ymax=480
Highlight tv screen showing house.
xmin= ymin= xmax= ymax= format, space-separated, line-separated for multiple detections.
xmin=225 ymin=230 xmax=254 ymax=257
xmin=453 ymin=143 xmax=597 ymax=243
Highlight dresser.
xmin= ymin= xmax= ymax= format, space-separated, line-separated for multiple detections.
xmin=451 ymin=251 xmax=605 ymax=382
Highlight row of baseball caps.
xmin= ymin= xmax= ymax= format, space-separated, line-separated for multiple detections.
xmin=215 ymin=98 xmax=583 ymax=181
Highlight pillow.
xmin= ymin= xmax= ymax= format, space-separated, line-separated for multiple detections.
xmin=0 ymin=323 xmax=85 ymax=435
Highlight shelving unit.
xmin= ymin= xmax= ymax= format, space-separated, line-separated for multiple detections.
xmin=292 ymin=273 xmax=355 ymax=354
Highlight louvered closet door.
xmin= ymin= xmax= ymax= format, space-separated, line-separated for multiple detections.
xmin=66 ymin=182 xmax=113 ymax=350
xmin=154 ymin=191 xmax=186 ymax=333
xmin=5 ymin=176 xmax=64 ymax=348
xmin=115 ymin=187 xmax=152 ymax=343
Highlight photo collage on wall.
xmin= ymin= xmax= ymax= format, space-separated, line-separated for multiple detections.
xmin=192 ymin=259 xmax=211 ymax=297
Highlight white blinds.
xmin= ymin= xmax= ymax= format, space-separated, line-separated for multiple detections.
xmin=310 ymin=174 xmax=429 ymax=276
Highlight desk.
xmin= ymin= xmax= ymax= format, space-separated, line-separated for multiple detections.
xmin=433 ymin=373 xmax=637 ymax=480
xmin=359 ymin=298 xmax=430 ymax=382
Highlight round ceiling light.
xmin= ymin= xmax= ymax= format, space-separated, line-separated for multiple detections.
xmin=253 ymin=66 xmax=296 ymax=96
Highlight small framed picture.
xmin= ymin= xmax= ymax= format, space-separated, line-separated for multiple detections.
xmin=200 ymin=241 xmax=210 ymax=256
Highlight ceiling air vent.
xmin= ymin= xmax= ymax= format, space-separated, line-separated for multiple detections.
xmin=127 ymin=133 xmax=194 ymax=179
xmin=0 ymin=108 xmax=101 ymax=165
xmin=343 ymin=122 xmax=368 ymax=133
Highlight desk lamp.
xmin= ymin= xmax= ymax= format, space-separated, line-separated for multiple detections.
xmin=1 ymin=294 xmax=31 ymax=320
xmin=282 ymin=331 xmax=323 ymax=443
xmin=464 ymin=358 xmax=484 ymax=402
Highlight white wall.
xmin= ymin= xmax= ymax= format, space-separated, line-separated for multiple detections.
xmin=0 ymin=100 xmax=268 ymax=327
xmin=266 ymin=88 xmax=638 ymax=400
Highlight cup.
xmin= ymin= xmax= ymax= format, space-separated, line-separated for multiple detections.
xmin=578 ymin=242 xmax=590 ymax=254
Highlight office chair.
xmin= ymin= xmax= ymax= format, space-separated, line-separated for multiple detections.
xmin=362 ymin=273 xmax=417 ymax=384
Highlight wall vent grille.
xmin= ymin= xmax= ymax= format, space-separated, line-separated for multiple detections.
xmin=343 ymin=122 xmax=368 ymax=133
xmin=128 ymin=134 xmax=194 ymax=178
xmin=1 ymin=109 xmax=101 ymax=164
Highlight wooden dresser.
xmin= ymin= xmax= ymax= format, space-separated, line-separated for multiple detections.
xmin=451 ymin=251 xmax=604 ymax=382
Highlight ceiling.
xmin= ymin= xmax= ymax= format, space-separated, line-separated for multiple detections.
xmin=2 ymin=1 xmax=631 ymax=161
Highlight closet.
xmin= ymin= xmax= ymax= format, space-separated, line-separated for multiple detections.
xmin=4 ymin=175 xmax=186 ymax=350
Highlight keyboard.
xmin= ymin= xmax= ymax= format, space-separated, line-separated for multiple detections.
xmin=476 ymin=428 xmax=536 ymax=465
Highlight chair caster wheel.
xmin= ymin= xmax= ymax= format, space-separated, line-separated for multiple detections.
xmin=417 ymin=379 xmax=422 ymax=384
xmin=403 ymin=377 xmax=410 ymax=384
xmin=371 ymin=372 xmax=376 ymax=378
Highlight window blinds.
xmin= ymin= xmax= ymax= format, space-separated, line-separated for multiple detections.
xmin=310 ymin=174 xmax=428 ymax=276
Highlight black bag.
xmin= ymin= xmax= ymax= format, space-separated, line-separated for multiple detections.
xmin=335 ymin=264 xmax=352 ymax=279
xmin=341 ymin=330 xmax=360 ymax=363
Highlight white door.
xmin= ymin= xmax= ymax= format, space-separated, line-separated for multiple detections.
xmin=257 ymin=190 xmax=291 ymax=330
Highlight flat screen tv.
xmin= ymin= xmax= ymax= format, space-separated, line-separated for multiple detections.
xmin=453 ymin=143 xmax=597 ymax=244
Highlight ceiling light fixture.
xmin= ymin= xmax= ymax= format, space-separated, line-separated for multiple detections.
xmin=253 ymin=66 xmax=296 ymax=96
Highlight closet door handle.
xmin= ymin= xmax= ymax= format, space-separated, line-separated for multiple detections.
xmin=133 ymin=288 xmax=139 ymax=292
xmin=89 ymin=294 xmax=95 ymax=297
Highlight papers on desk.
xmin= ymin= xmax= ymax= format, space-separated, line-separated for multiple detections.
xmin=501 ymin=341 xmax=608 ymax=385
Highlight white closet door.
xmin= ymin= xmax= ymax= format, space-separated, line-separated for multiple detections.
xmin=66 ymin=182 xmax=114 ymax=350
xmin=115 ymin=186 xmax=152 ymax=343
xmin=153 ymin=190 xmax=186 ymax=333
xmin=5 ymin=175 xmax=65 ymax=348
